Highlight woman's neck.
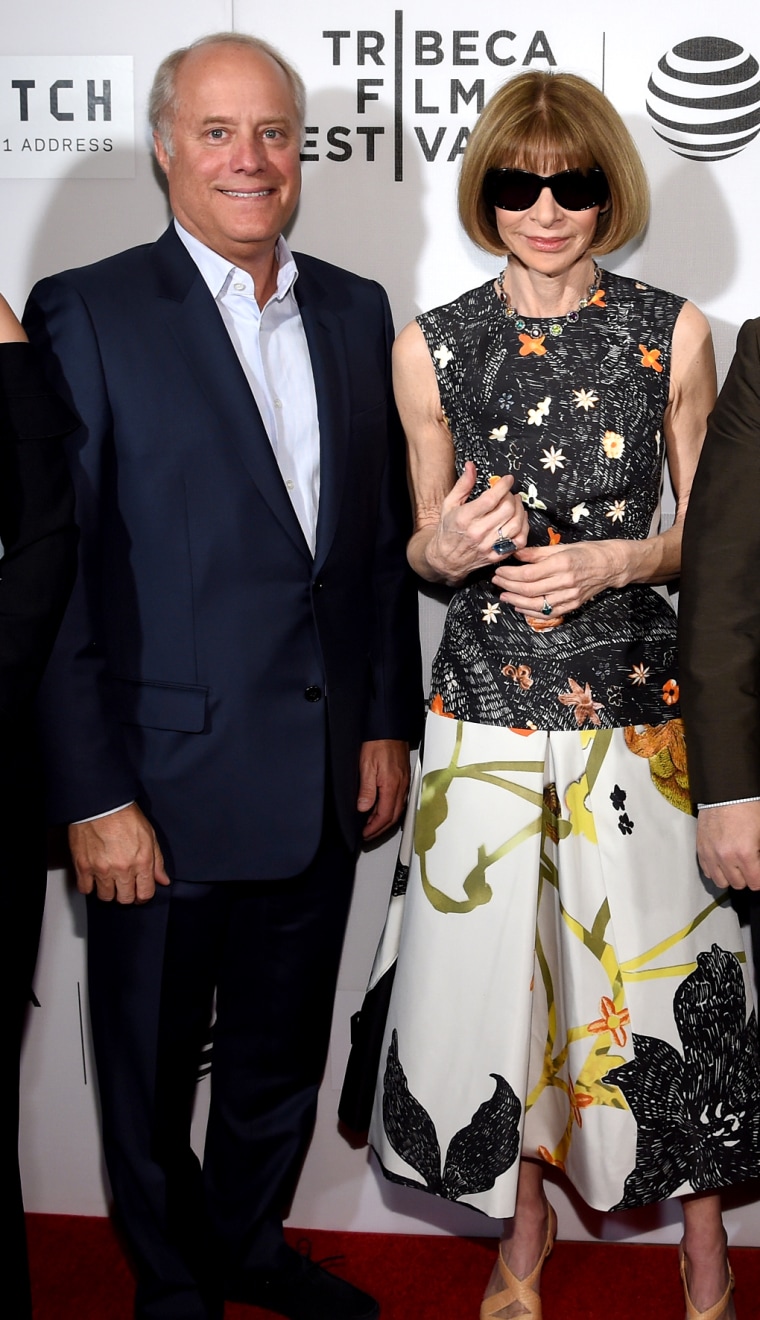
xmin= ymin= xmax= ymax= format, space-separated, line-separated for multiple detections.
xmin=499 ymin=256 xmax=598 ymax=318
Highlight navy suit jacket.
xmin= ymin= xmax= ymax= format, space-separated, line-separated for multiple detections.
xmin=25 ymin=225 xmax=421 ymax=881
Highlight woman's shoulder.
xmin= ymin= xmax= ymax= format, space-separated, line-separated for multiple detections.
xmin=417 ymin=278 xmax=496 ymax=333
xmin=601 ymin=267 xmax=687 ymax=315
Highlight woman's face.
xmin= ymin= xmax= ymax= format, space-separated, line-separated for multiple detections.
xmin=492 ymin=163 xmax=602 ymax=276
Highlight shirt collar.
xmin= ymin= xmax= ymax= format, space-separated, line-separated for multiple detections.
xmin=173 ymin=220 xmax=298 ymax=302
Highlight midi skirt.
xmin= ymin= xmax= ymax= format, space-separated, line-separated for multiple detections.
xmin=368 ymin=712 xmax=760 ymax=1216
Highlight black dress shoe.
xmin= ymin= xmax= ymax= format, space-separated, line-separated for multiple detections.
xmin=227 ymin=1245 xmax=379 ymax=1319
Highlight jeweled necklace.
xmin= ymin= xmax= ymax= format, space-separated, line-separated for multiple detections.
xmin=495 ymin=262 xmax=602 ymax=339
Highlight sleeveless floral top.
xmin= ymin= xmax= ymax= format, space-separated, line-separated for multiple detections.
xmin=418 ymin=269 xmax=686 ymax=731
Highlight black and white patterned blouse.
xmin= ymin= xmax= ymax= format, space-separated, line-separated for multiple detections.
xmin=418 ymin=269 xmax=686 ymax=730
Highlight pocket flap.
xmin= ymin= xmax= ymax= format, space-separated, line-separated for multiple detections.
xmin=113 ymin=678 xmax=208 ymax=732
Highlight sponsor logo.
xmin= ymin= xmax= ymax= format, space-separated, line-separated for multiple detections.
xmin=647 ymin=36 xmax=760 ymax=161
xmin=0 ymin=56 xmax=134 ymax=178
xmin=303 ymin=19 xmax=557 ymax=179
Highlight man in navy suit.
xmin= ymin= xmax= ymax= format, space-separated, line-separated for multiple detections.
xmin=25 ymin=33 xmax=421 ymax=1320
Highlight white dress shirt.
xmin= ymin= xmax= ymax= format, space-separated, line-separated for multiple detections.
xmin=175 ymin=220 xmax=321 ymax=554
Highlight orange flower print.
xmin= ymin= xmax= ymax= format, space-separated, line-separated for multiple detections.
xmin=518 ymin=333 xmax=547 ymax=357
xmin=623 ymin=720 xmax=691 ymax=815
xmin=639 ymin=344 xmax=663 ymax=372
xmin=558 ymin=677 xmax=604 ymax=727
xmin=569 ymin=1086 xmax=595 ymax=1128
xmin=537 ymin=1145 xmax=566 ymax=1171
xmin=430 ymin=693 xmax=455 ymax=719
xmin=587 ymin=287 xmax=606 ymax=308
xmin=588 ymin=995 xmax=631 ymax=1047
xmin=548 ymin=527 xmax=561 ymax=545
xmin=527 ymin=614 xmax=564 ymax=632
xmin=502 ymin=663 xmax=534 ymax=690
xmin=662 ymin=679 xmax=679 ymax=706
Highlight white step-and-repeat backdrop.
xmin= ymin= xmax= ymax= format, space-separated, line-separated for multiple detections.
xmin=6 ymin=0 xmax=759 ymax=1244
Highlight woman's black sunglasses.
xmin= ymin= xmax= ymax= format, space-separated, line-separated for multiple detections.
xmin=483 ymin=167 xmax=609 ymax=213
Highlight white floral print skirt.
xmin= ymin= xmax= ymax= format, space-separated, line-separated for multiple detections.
xmin=368 ymin=711 xmax=760 ymax=1217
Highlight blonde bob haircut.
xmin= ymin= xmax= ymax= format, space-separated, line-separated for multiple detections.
xmin=459 ymin=70 xmax=649 ymax=257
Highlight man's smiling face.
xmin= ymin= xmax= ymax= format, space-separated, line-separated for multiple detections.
xmin=154 ymin=41 xmax=302 ymax=276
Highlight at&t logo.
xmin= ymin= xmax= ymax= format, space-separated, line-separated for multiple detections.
xmin=647 ymin=36 xmax=760 ymax=162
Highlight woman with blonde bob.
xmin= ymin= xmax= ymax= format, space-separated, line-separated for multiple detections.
xmin=368 ymin=71 xmax=759 ymax=1319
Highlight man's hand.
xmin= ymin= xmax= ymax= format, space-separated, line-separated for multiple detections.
xmin=68 ymin=803 xmax=170 ymax=904
xmin=696 ymin=801 xmax=760 ymax=891
xmin=357 ymin=739 xmax=410 ymax=841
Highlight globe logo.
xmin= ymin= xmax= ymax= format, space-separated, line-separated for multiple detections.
xmin=647 ymin=36 xmax=760 ymax=161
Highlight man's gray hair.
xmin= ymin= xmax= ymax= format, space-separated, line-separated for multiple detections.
xmin=149 ymin=32 xmax=306 ymax=155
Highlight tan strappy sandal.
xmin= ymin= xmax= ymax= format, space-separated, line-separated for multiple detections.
xmin=480 ymin=1204 xmax=557 ymax=1320
xmin=679 ymin=1244 xmax=736 ymax=1320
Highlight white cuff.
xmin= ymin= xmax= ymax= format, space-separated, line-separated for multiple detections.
xmin=696 ymin=797 xmax=760 ymax=810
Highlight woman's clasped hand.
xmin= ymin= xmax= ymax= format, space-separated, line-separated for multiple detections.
xmin=424 ymin=460 xmax=529 ymax=583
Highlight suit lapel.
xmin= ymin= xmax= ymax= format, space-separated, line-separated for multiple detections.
xmin=149 ymin=227 xmax=310 ymax=558
xmin=296 ymin=263 xmax=350 ymax=574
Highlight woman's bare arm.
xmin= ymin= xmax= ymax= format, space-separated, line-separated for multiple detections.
xmin=393 ymin=320 xmax=528 ymax=585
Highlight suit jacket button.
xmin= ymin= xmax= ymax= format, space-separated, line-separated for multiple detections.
xmin=304 ymin=685 xmax=323 ymax=702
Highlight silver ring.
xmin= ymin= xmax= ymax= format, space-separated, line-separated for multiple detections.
xmin=541 ymin=598 xmax=553 ymax=616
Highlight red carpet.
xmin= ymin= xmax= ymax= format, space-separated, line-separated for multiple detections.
xmin=27 ymin=1214 xmax=760 ymax=1318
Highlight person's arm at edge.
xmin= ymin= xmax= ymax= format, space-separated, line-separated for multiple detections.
xmin=0 ymin=294 xmax=78 ymax=719
xmin=679 ymin=318 xmax=760 ymax=891
xmin=0 ymin=295 xmax=25 ymax=342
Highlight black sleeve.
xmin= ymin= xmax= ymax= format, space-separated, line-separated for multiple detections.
xmin=0 ymin=342 xmax=79 ymax=722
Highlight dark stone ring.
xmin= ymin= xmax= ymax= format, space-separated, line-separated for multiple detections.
xmin=492 ymin=530 xmax=516 ymax=555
